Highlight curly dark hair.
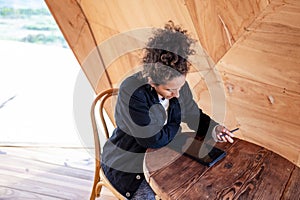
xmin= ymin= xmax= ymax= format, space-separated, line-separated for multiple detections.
xmin=142 ymin=20 xmax=196 ymax=85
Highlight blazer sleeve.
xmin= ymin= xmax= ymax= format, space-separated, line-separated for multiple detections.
xmin=179 ymin=82 xmax=218 ymax=137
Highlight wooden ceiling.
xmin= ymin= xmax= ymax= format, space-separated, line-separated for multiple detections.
xmin=45 ymin=0 xmax=300 ymax=167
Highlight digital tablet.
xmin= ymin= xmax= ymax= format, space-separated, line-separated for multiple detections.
xmin=169 ymin=134 xmax=226 ymax=167
xmin=184 ymin=143 xmax=226 ymax=167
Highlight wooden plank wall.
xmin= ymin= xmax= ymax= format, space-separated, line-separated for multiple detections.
xmin=185 ymin=0 xmax=270 ymax=62
xmin=45 ymin=0 xmax=300 ymax=167
xmin=216 ymin=0 xmax=300 ymax=166
xmin=45 ymin=0 xmax=267 ymax=127
xmin=45 ymin=0 xmax=268 ymax=92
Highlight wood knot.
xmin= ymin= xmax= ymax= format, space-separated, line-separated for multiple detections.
xmin=224 ymin=162 xmax=233 ymax=169
xmin=206 ymin=184 xmax=213 ymax=189
xmin=234 ymin=181 xmax=243 ymax=187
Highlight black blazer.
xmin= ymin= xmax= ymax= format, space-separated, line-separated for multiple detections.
xmin=101 ymin=72 xmax=217 ymax=198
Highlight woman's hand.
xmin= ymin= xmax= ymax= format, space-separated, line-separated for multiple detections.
xmin=215 ymin=125 xmax=235 ymax=143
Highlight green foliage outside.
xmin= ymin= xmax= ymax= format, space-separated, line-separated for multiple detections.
xmin=0 ymin=7 xmax=50 ymax=18
xmin=0 ymin=7 xmax=67 ymax=48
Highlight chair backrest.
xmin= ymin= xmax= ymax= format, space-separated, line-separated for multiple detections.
xmin=90 ymin=88 xmax=124 ymax=200
xmin=92 ymin=88 xmax=118 ymax=139
xmin=91 ymin=88 xmax=118 ymax=159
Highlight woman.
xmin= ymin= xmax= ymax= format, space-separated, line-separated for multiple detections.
xmin=101 ymin=21 xmax=235 ymax=200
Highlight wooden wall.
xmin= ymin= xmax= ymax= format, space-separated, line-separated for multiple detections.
xmin=45 ymin=0 xmax=268 ymax=91
xmin=185 ymin=0 xmax=270 ymax=61
xmin=45 ymin=0 xmax=300 ymax=167
xmin=216 ymin=0 xmax=300 ymax=166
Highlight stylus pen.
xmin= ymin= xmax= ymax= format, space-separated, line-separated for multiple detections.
xmin=230 ymin=128 xmax=239 ymax=133
xmin=219 ymin=128 xmax=239 ymax=137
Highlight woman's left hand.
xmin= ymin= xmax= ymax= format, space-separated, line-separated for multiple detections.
xmin=215 ymin=125 xmax=235 ymax=143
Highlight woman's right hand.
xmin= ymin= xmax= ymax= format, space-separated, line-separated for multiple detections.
xmin=215 ymin=125 xmax=235 ymax=143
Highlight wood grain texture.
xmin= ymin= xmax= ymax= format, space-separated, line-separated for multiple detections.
xmin=144 ymin=147 xmax=189 ymax=200
xmin=0 ymin=187 xmax=61 ymax=200
xmin=46 ymin=0 xmax=202 ymax=92
xmin=0 ymin=147 xmax=94 ymax=199
xmin=145 ymin=140 xmax=233 ymax=200
xmin=45 ymin=0 xmax=269 ymax=90
xmin=222 ymin=74 xmax=300 ymax=126
xmin=220 ymin=73 xmax=300 ymax=166
xmin=185 ymin=0 xmax=269 ymax=62
xmin=87 ymin=0 xmax=200 ymax=92
xmin=217 ymin=0 xmax=300 ymax=93
xmin=233 ymin=152 xmax=294 ymax=199
xmin=216 ymin=0 xmax=300 ymax=167
xmin=145 ymin=139 xmax=298 ymax=200
xmin=46 ymin=0 xmax=300 ymax=170
xmin=281 ymin=166 xmax=300 ymax=200
xmin=178 ymin=140 xmax=269 ymax=199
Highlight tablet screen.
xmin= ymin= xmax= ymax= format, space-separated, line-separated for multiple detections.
xmin=168 ymin=133 xmax=226 ymax=167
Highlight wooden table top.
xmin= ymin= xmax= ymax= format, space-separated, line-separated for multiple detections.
xmin=143 ymin=139 xmax=300 ymax=200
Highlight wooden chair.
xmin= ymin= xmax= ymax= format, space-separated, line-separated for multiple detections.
xmin=90 ymin=88 xmax=125 ymax=200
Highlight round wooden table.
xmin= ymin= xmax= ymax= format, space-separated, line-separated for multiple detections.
xmin=143 ymin=139 xmax=300 ymax=200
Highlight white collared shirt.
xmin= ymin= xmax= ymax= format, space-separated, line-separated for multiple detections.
xmin=158 ymin=96 xmax=169 ymax=125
